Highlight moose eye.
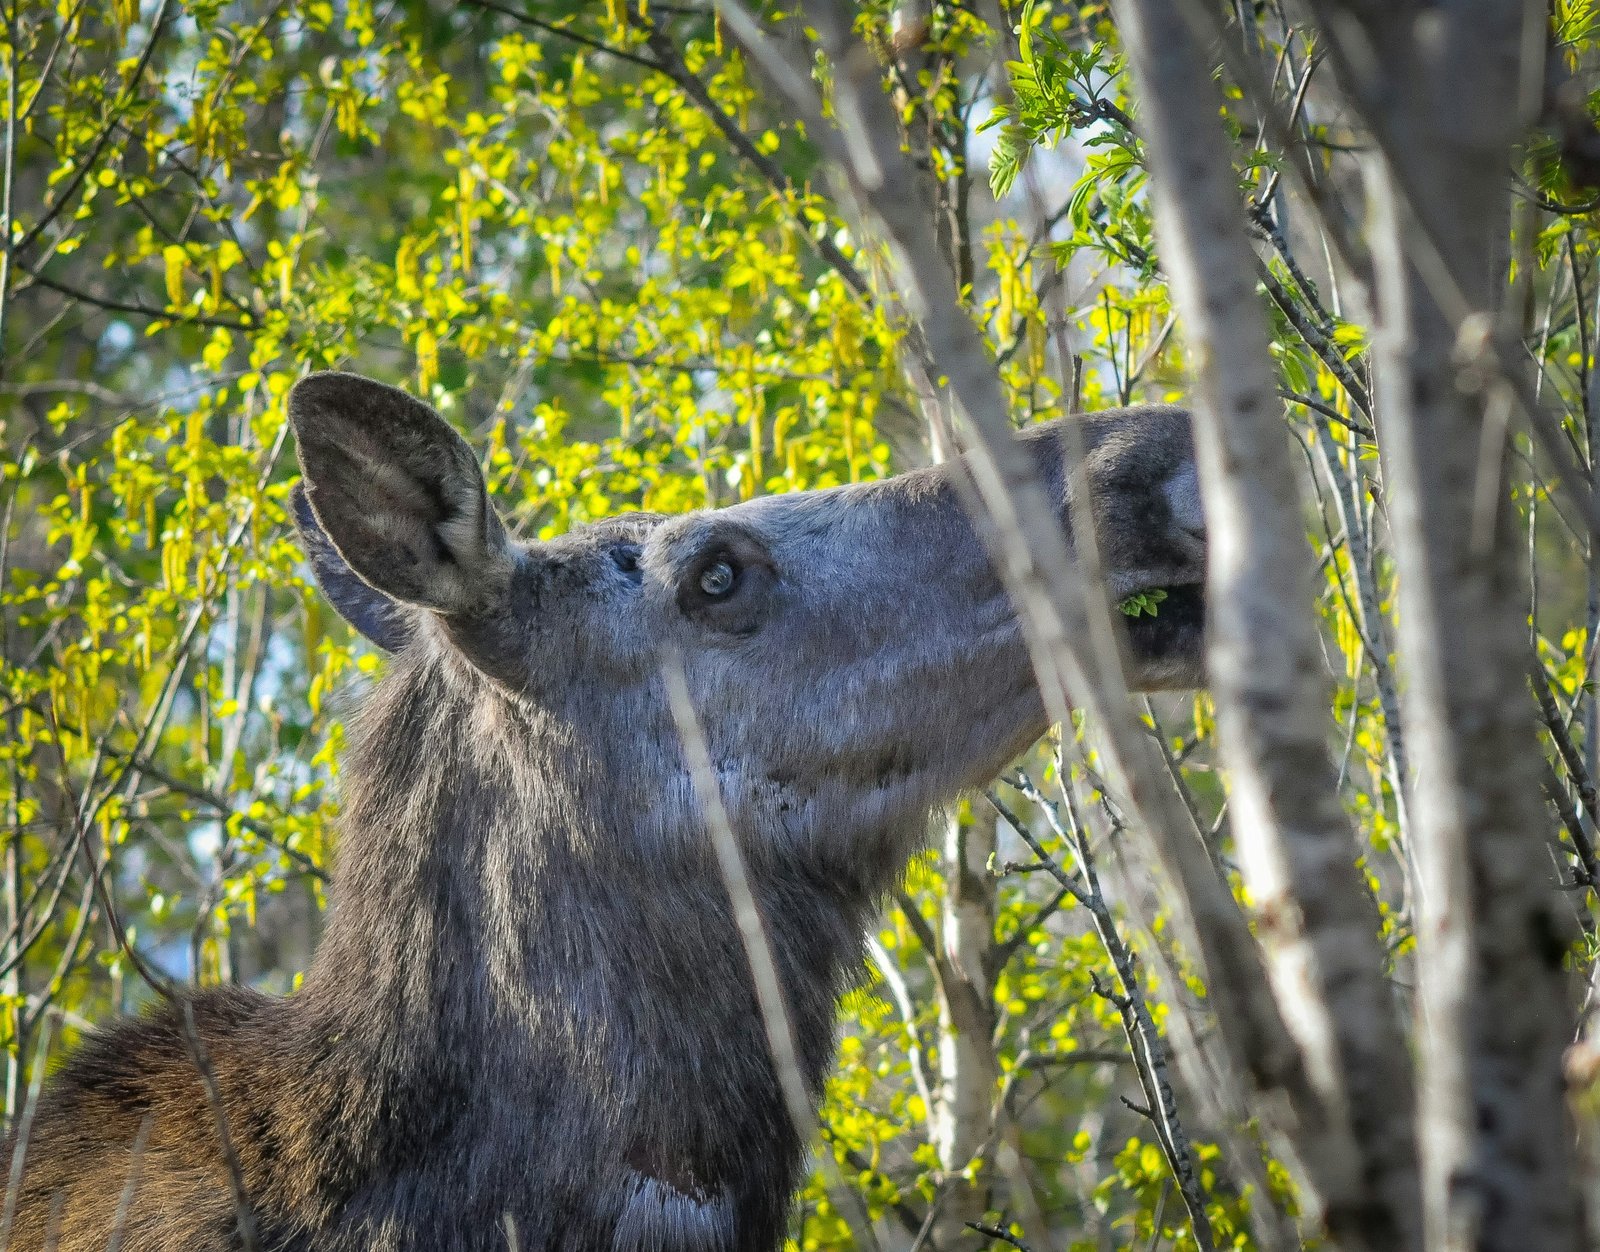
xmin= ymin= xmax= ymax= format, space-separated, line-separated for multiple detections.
xmin=676 ymin=533 xmax=773 ymax=635
xmin=699 ymin=558 xmax=737 ymax=598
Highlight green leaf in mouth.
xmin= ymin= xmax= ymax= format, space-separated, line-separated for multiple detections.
xmin=1118 ymin=588 xmax=1168 ymax=618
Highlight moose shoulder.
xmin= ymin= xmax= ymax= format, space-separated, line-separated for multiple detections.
xmin=6 ymin=373 xmax=1206 ymax=1251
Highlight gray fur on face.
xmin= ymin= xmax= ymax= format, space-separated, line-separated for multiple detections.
xmin=4 ymin=372 xmax=1206 ymax=1252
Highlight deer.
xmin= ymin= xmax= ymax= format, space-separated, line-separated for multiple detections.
xmin=4 ymin=371 xmax=1207 ymax=1251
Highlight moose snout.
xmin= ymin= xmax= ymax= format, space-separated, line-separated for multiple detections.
xmin=1163 ymin=463 xmax=1206 ymax=554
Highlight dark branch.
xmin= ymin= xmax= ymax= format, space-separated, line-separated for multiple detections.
xmin=19 ymin=267 xmax=254 ymax=332
xmin=456 ymin=0 xmax=666 ymax=72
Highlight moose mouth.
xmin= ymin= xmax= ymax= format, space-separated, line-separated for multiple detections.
xmin=1119 ymin=583 xmax=1206 ymax=678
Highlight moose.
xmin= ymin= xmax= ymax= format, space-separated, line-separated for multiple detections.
xmin=5 ymin=372 xmax=1206 ymax=1250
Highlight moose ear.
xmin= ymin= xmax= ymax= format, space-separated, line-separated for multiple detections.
xmin=291 ymin=484 xmax=414 ymax=653
xmin=289 ymin=372 xmax=514 ymax=617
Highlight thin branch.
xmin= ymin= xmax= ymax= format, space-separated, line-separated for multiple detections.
xmin=1280 ymin=388 xmax=1375 ymax=440
xmin=0 ymin=0 xmax=19 ymax=386
xmin=994 ymin=781 xmax=1216 ymax=1251
xmin=17 ymin=266 xmax=254 ymax=332
xmin=864 ymin=932 xmax=936 ymax=1137
xmin=14 ymin=0 xmax=175 ymax=257
xmin=456 ymin=0 xmax=665 ymax=72
xmin=893 ymin=888 xmax=940 ymax=962
xmin=994 ymin=885 xmax=1072 ymax=968
xmin=0 ymin=1013 xmax=55 ymax=1248
xmin=102 ymin=1115 xmax=153 ymax=1252
xmin=661 ymin=653 xmax=814 ymax=1145
xmin=118 ymin=754 xmax=327 ymax=883
xmin=1531 ymin=659 xmax=1600 ymax=827
xmin=1542 ymin=758 xmax=1600 ymax=889
xmin=965 ymin=1222 xmax=1033 ymax=1251
xmin=177 ymin=1001 xmax=260 ymax=1252
xmin=1260 ymin=263 xmax=1372 ymax=417
xmin=638 ymin=18 xmax=871 ymax=298
xmin=823 ymin=1131 xmax=928 ymax=1239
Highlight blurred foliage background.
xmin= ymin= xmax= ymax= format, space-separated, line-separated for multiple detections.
xmin=5 ymin=1 xmax=1600 ymax=1248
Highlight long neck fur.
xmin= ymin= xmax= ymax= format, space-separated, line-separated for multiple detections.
xmin=294 ymin=642 xmax=876 ymax=1242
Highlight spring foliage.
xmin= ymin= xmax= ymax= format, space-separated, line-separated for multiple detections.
xmin=5 ymin=2 xmax=1600 ymax=1248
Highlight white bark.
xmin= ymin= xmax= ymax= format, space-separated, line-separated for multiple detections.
xmin=1305 ymin=3 xmax=1585 ymax=1247
xmin=719 ymin=2 xmax=1365 ymax=1231
xmin=1111 ymin=5 xmax=1423 ymax=1249
xmin=930 ymin=812 xmax=996 ymax=1247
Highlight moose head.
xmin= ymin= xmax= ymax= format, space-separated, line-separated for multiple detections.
xmin=7 ymin=371 xmax=1205 ymax=1252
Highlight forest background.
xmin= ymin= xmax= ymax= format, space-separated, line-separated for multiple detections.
xmin=6 ymin=1 xmax=1600 ymax=1249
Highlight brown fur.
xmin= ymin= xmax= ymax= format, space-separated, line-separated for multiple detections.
xmin=4 ymin=374 xmax=1207 ymax=1251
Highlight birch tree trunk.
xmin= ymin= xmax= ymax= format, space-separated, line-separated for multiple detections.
xmin=1304 ymin=4 xmax=1585 ymax=1248
xmin=885 ymin=14 xmax=1004 ymax=1231
xmin=722 ymin=2 xmax=1595 ymax=1244
xmin=930 ymin=812 xmax=997 ymax=1247
xmin=1110 ymin=6 xmax=1423 ymax=1249
xmin=731 ymin=0 xmax=1375 ymax=1228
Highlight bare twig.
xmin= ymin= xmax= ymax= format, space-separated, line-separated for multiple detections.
xmin=636 ymin=16 xmax=871 ymax=299
xmin=17 ymin=266 xmax=254 ymax=332
xmin=177 ymin=1002 xmax=259 ymax=1252
xmin=102 ymin=1116 xmax=153 ymax=1252
xmin=661 ymin=654 xmax=814 ymax=1145
xmin=14 ymin=0 xmax=174 ymax=258
xmin=0 ymin=0 xmax=19 ymax=386
xmin=1532 ymin=659 xmax=1600 ymax=828
xmin=965 ymin=1221 xmax=1034 ymax=1250
xmin=454 ymin=0 xmax=665 ymax=72
xmin=999 ymin=778 xmax=1216 ymax=1251
xmin=0 ymin=1013 xmax=54 ymax=1252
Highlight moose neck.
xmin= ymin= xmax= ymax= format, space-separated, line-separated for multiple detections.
xmin=298 ymin=642 xmax=879 ymax=1184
